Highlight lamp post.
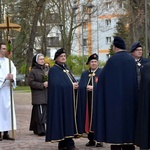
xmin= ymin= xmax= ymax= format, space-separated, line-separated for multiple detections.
xmin=81 ymin=20 xmax=85 ymax=71
xmin=59 ymin=22 xmax=64 ymax=48
xmin=87 ymin=2 xmax=95 ymax=56
xmin=72 ymin=1 xmax=94 ymax=71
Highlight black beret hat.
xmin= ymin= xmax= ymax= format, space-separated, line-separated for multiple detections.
xmin=113 ymin=36 xmax=126 ymax=50
xmin=130 ymin=42 xmax=142 ymax=53
xmin=54 ymin=48 xmax=65 ymax=60
xmin=86 ymin=53 xmax=98 ymax=65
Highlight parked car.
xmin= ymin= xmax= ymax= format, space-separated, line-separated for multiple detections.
xmin=16 ymin=74 xmax=25 ymax=86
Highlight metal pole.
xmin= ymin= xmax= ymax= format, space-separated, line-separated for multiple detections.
xmin=145 ymin=0 xmax=148 ymax=58
xmin=6 ymin=15 xmax=14 ymax=139
xmin=96 ymin=5 xmax=99 ymax=56
xmin=62 ymin=31 xmax=64 ymax=48
xmin=61 ymin=30 xmax=64 ymax=48
xmin=0 ymin=0 xmax=2 ymax=41
xmin=82 ymin=21 xmax=84 ymax=71
xmin=59 ymin=23 xmax=64 ymax=48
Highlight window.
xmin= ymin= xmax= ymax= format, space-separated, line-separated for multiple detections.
xmin=118 ymin=1 xmax=125 ymax=9
xmin=46 ymin=13 xmax=60 ymax=23
xmin=47 ymin=37 xmax=59 ymax=47
xmin=83 ymin=38 xmax=87 ymax=47
xmin=106 ymin=37 xmax=111 ymax=44
xmin=105 ymin=19 xmax=111 ymax=26
xmin=105 ymin=1 xmax=112 ymax=9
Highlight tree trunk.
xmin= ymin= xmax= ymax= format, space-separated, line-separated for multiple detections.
xmin=129 ymin=0 xmax=145 ymax=42
xmin=25 ymin=0 xmax=46 ymax=84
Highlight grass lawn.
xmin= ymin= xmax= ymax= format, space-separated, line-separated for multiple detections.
xmin=14 ymin=86 xmax=31 ymax=92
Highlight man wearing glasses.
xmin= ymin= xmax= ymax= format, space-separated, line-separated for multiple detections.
xmin=130 ymin=42 xmax=149 ymax=89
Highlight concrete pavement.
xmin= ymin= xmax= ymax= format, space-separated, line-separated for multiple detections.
xmin=0 ymin=91 xmax=139 ymax=150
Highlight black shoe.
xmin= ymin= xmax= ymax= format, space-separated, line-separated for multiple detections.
xmin=66 ymin=146 xmax=78 ymax=150
xmin=3 ymin=134 xmax=15 ymax=140
xmin=85 ymin=141 xmax=95 ymax=146
xmin=122 ymin=144 xmax=135 ymax=150
xmin=111 ymin=145 xmax=122 ymax=150
xmin=74 ymin=135 xmax=80 ymax=138
xmin=59 ymin=147 xmax=67 ymax=150
xmin=33 ymin=131 xmax=38 ymax=135
xmin=38 ymin=132 xmax=45 ymax=136
xmin=96 ymin=142 xmax=103 ymax=147
xmin=0 ymin=133 xmax=2 ymax=141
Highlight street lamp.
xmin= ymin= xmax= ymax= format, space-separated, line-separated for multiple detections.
xmin=87 ymin=2 xmax=95 ymax=56
xmin=59 ymin=22 xmax=64 ymax=48
xmin=72 ymin=1 xmax=94 ymax=71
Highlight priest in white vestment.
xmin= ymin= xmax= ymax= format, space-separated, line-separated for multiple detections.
xmin=0 ymin=42 xmax=16 ymax=141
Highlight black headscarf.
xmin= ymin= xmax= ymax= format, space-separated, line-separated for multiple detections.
xmin=31 ymin=55 xmax=37 ymax=68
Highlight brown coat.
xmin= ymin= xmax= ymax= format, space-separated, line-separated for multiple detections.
xmin=28 ymin=63 xmax=47 ymax=105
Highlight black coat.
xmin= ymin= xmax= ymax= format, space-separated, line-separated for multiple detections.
xmin=94 ymin=51 xmax=138 ymax=144
xmin=136 ymin=57 xmax=149 ymax=89
xmin=28 ymin=63 xmax=47 ymax=105
xmin=135 ymin=61 xmax=150 ymax=149
xmin=46 ymin=64 xmax=78 ymax=142
xmin=77 ymin=68 xmax=102 ymax=134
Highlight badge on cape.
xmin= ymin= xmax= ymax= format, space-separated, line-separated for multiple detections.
xmin=137 ymin=62 xmax=141 ymax=67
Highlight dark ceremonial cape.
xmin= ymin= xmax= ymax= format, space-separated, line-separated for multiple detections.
xmin=140 ymin=57 xmax=149 ymax=66
xmin=46 ymin=64 xmax=78 ymax=142
xmin=77 ymin=68 xmax=102 ymax=134
xmin=135 ymin=62 xmax=150 ymax=149
xmin=94 ymin=51 xmax=138 ymax=144
xmin=135 ymin=57 xmax=149 ymax=89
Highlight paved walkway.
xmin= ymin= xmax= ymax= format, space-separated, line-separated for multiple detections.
xmin=0 ymin=91 xmax=139 ymax=150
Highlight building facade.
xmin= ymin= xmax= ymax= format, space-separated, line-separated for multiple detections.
xmin=33 ymin=0 xmax=126 ymax=62
xmin=71 ymin=0 xmax=126 ymax=62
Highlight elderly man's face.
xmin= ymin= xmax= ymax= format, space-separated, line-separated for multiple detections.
xmin=56 ymin=53 xmax=66 ymax=64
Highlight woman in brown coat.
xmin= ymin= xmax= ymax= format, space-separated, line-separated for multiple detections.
xmin=28 ymin=53 xmax=48 ymax=136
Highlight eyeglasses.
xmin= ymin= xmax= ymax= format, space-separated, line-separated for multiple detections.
xmin=135 ymin=49 xmax=142 ymax=52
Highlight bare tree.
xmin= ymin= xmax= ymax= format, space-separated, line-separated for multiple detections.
xmin=26 ymin=0 xmax=46 ymax=76
xmin=116 ymin=0 xmax=149 ymax=55
xmin=1 ymin=0 xmax=127 ymax=75
xmin=128 ymin=0 xmax=145 ymax=42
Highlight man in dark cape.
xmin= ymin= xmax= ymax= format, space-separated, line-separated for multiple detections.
xmin=77 ymin=53 xmax=102 ymax=147
xmin=135 ymin=61 xmax=150 ymax=150
xmin=46 ymin=48 xmax=79 ymax=150
xmin=94 ymin=36 xmax=138 ymax=150
xmin=130 ymin=42 xmax=149 ymax=89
